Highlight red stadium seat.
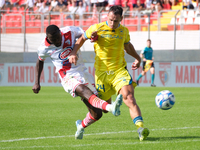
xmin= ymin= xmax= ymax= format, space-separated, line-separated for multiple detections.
xmin=125 ymin=19 xmax=130 ymax=25
xmin=127 ymin=26 xmax=137 ymax=31
xmin=35 ymin=20 xmax=42 ymax=27
xmin=14 ymin=21 xmax=22 ymax=27
xmin=26 ymin=21 xmax=35 ymax=26
xmin=44 ymin=20 xmax=49 ymax=27
xmin=63 ymin=19 xmax=73 ymax=26
xmin=15 ymin=15 xmax=22 ymax=21
xmin=75 ymin=20 xmax=80 ymax=26
xmin=6 ymin=21 xmax=13 ymax=27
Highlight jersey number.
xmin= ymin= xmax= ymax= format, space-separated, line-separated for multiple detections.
xmin=96 ymin=84 xmax=105 ymax=92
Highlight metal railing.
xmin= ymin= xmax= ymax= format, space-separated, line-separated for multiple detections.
xmin=0 ymin=9 xmax=186 ymax=33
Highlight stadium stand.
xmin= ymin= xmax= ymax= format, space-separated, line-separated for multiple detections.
xmin=0 ymin=0 xmax=200 ymax=33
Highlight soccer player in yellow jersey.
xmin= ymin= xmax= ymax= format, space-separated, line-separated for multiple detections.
xmin=69 ymin=5 xmax=149 ymax=141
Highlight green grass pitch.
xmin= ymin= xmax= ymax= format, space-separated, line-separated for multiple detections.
xmin=0 ymin=87 xmax=200 ymax=150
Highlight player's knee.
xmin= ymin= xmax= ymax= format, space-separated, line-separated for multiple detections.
xmin=142 ymin=71 xmax=146 ymax=76
xmin=123 ymin=93 xmax=137 ymax=105
xmin=75 ymin=84 xmax=93 ymax=98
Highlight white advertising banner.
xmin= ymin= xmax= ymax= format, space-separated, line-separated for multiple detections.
xmin=0 ymin=62 xmax=200 ymax=87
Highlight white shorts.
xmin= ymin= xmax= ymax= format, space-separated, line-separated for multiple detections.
xmin=61 ymin=70 xmax=98 ymax=97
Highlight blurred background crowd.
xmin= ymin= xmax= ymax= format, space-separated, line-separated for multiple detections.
xmin=0 ymin=0 xmax=199 ymax=18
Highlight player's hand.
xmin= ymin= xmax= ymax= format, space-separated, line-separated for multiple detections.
xmin=131 ymin=59 xmax=140 ymax=70
xmin=32 ymin=84 xmax=41 ymax=94
xmin=143 ymin=58 xmax=146 ymax=61
xmin=69 ymin=53 xmax=78 ymax=65
xmin=90 ymin=31 xmax=98 ymax=42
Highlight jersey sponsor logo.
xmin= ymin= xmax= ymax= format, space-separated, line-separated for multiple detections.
xmin=65 ymin=39 xmax=71 ymax=45
xmin=100 ymin=34 xmax=122 ymax=39
xmin=63 ymin=31 xmax=72 ymax=49
xmin=159 ymin=63 xmax=171 ymax=86
xmin=59 ymin=47 xmax=72 ymax=60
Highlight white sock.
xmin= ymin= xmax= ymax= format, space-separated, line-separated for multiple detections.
xmin=105 ymin=104 xmax=112 ymax=112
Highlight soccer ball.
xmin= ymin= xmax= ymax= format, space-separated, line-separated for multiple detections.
xmin=155 ymin=90 xmax=175 ymax=110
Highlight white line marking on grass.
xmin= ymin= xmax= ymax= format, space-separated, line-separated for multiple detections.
xmin=0 ymin=126 xmax=200 ymax=143
xmin=71 ymin=139 xmax=200 ymax=147
xmin=1 ymin=139 xmax=200 ymax=149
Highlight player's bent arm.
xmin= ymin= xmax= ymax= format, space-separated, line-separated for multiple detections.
xmin=69 ymin=34 xmax=87 ymax=65
xmin=74 ymin=34 xmax=87 ymax=54
xmin=32 ymin=59 xmax=44 ymax=94
xmin=124 ymin=42 xmax=141 ymax=63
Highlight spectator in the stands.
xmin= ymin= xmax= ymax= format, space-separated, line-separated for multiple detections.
xmin=3 ymin=0 xmax=13 ymax=12
xmin=108 ymin=0 xmax=115 ymax=7
xmin=145 ymin=0 xmax=152 ymax=9
xmin=169 ymin=0 xmax=177 ymax=6
xmin=5 ymin=0 xmax=11 ymax=8
xmin=97 ymin=0 xmax=108 ymax=11
xmin=36 ymin=0 xmax=42 ymax=7
xmin=133 ymin=0 xmax=145 ymax=10
xmin=151 ymin=0 xmax=163 ymax=11
xmin=162 ymin=0 xmax=171 ymax=9
xmin=132 ymin=0 xmax=145 ymax=17
xmin=90 ymin=0 xmax=98 ymax=12
xmin=115 ymin=0 xmax=129 ymax=11
xmin=19 ymin=0 xmax=27 ymax=9
xmin=133 ymin=0 xmax=144 ymax=9
xmin=35 ymin=0 xmax=43 ymax=13
xmin=76 ymin=1 xmax=86 ymax=18
xmin=26 ymin=0 xmax=35 ymax=20
xmin=45 ymin=0 xmax=51 ymax=6
xmin=56 ymin=0 xmax=68 ymax=12
xmin=83 ymin=0 xmax=90 ymax=11
xmin=182 ymin=0 xmax=194 ymax=9
xmin=67 ymin=0 xmax=74 ymax=11
xmin=50 ymin=0 xmax=58 ymax=11
xmin=0 ymin=0 xmax=5 ymax=10
xmin=10 ymin=0 xmax=20 ymax=10
xmin=66 ymin=0 xmax=77 ymax=19
xmin=35 ymin=1 xmax=49 ymax=19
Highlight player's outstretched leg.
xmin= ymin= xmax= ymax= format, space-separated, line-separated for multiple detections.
xmin=75 ymin=120 xmax=84 ymax=139
xmin=111 ymin=94 xmax=123 ymax=116
xmin=137 ymin=127 xmax=150 ymax=141
xmin=87 ymin=94 xmax=123 ymax=116
xmin=76 ymin=85 xmax=122 ymax=116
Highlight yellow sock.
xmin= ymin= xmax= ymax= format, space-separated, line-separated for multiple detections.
xmin=135 ymin=121 xmax=144 ymax=130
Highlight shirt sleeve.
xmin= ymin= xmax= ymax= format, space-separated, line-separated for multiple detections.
xmin=37 ymin=43 xmax=49 ymax=61
xmin=84 ymin=24 xmax=97 ymax=39
xmin=124 ymin=27 xmax=130 ymax=44
xmin=69 ymin=26 xmax=84 ymax=39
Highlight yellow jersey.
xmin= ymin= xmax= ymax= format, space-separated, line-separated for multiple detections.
xmin=84 ymin=21 xmax=130 ymax=71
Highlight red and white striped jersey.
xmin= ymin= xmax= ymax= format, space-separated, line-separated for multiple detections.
xmin=37 ymin=26 xmax=85 ymax=78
